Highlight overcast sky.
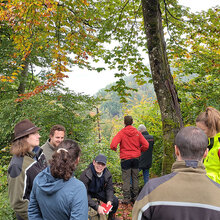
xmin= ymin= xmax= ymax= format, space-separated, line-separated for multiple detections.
xmin=63 ymin=0 xmax=219 ymax=95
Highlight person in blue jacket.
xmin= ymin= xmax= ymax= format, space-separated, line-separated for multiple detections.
xmin=28 ymin=139 xmax=88 ymax=220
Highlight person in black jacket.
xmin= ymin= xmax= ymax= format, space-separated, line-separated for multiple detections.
xmin=138 ymin=124 xmax=154 ymax=184
xmin=80 ymin=154 xmax=119 ymax=220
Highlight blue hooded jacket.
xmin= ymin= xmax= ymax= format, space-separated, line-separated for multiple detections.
xmin=28 ymin=167 xmax=88 ymax=220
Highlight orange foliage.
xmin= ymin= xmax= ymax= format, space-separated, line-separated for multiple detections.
xmin=0 ymin=0 xmax=95 ymax=99
xmin=15 ymin=72 xmax=69 ymax=102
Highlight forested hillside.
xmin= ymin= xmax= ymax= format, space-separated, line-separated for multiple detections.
xmin=96 ymin=75 xmax=156 ymax=118
xmin=93 ymin=75 xmax=163 ymax=183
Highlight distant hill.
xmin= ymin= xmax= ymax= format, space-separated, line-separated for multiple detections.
xmin=95 ymin=75 xmax=156 ymax=118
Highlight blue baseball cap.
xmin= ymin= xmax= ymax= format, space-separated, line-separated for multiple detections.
xmin=94 ymin=154 xmax=107 ymax=165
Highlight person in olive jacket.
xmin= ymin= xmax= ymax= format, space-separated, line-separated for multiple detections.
xmin=80 ymin=154 xmax=119 ymax=220
xmin=8 ymin=119 xmax=47 ymax=220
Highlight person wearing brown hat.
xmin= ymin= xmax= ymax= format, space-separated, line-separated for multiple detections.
xmin=7 ymin=119 xmax=47 ymax=220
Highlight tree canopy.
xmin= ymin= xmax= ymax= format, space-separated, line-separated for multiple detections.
xmin=0 ymin=0 xmax=219 ymax=173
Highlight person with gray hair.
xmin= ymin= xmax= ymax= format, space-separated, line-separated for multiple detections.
xmin=138 ymin=124 xmax=154 ymax=184
xmin=133 ymin=126 xmax=220 ymax=220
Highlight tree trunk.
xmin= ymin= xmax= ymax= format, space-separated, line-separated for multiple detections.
xmin=17 ymin=60 xmax=29 ymax=94
xmin=96 ymin=107 xmax=101 ymax=143
xmin=141 ymin=0 xmax=183 ymax=174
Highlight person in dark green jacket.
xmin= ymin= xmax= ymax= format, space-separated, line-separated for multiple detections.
xmin=8 ymin=119 xmax=47 ymax=220
xmin=41 ymin=124 xmax=66 ymax=163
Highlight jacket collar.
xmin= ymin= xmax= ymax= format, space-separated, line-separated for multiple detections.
xmin=47 ymin=139 xmax=56 ymax=151
xmin=142 ymin=131 xmax=149 ymax=135
xmin=25 ymin=146 xmax=43 ymax=159
xmin=171 ymin=160 xmax=206 ymax=174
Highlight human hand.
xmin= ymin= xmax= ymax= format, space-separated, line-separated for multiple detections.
xmin=97 ymin=205 xmax=106 ymax=215
xmin=107 ymin=201 xmax=112 ymax=207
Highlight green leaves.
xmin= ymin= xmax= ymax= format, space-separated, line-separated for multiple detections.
xmin=0 ymin=87 xmax=99 ymax=150
xmin=167 ymin=6 xmax=220 ymax=124
xmin=0 ymin=0 xmax=106 ymax=97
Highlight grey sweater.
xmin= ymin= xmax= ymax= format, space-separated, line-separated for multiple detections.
xmin=41 ymin=139 xmax=56 ymax=163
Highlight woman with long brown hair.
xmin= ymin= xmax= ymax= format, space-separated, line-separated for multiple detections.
xmin=196 ymin=107 xmax=220 ymax=183
xmin=8 ymin=119 xmax=47 ymax=220
xmin=28 ymin=139 xmax=88 ymax=220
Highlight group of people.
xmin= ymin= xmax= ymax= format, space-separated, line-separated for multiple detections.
xmin=7 ymin=120 xmax=120 ymax=220
xmin=133 ymin=107 xmax=220 ymax=219
xmin=7 ymin=107 xmax=220 ymax=220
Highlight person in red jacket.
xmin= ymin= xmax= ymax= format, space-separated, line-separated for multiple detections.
xmin=110 ymin=116 xmax=149 ymax=204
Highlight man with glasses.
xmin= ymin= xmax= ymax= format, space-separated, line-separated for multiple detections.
xmin=80 ymin=154 xmax=119 ymax=220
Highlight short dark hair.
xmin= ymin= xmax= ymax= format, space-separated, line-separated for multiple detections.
xmin=175 ymin=126 xmax=208 ymax=160
xmin=50 ymin=139 xmax=81 ymax=181
xmin=124 ymin=116 xmax=133 ymax=126
xmin=49 ymin=125 xmax=66 ymax=136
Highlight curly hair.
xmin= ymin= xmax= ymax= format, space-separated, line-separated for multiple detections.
xmin=10 ymin=137 xmax=31 ymax=156
xmin=49 ymin=139 xmax=81 ymax=181
xmin=196 ymin=107 xmax=220 ymax=138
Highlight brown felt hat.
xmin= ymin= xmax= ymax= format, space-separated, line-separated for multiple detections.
xmin=13 ymin=119 xmax=40 ymax=141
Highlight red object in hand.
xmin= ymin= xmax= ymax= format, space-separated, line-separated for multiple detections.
xmin=101 ymin=203 xmax=113 ymax=214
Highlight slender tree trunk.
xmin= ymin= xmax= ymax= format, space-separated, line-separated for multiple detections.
xmin=17 ymin=60 xmax=29 ymax=94
xmin=96 ymin=107 xmax=101 ymax=143
xmin=141 ymin=0 xmax=183 ymax=174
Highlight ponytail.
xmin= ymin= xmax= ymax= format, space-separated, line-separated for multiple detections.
xmin=196 ymin=107 xmax=220 ymax=137
xmin=49 ymin=139 xmax=81 ymax=181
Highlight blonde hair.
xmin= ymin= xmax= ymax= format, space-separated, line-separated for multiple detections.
xmin=196 ymin=107 xmax=220 ymax=137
